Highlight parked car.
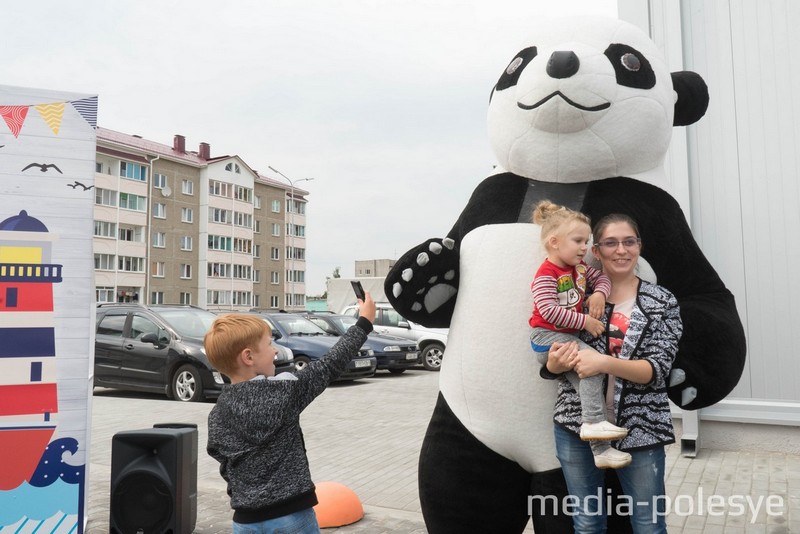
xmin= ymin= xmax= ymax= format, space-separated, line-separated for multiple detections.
xmin=258 ymin=313 xmax=377 ymax=380
xmin=94 ymin=304 xmax=225 ymax=402
xmin=304 ymin=313 xmax=419 ymax=374
xmin=340 ymin=303 xmax=448 ymax=371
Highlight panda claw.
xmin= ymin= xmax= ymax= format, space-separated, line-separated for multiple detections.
xmin=429 ymin=242 xmax=443 ymax=255
xmin=392 ymin=282 xmax=402 ymax=298
xmin=417 ymin=252 xmax=429 ymax=266
xmin=444 ymin=270 xmax=455 ymax=281
xmin=428 ymin=276 xmax=438 ymax=284
xmin=411 ymin=302 xmax=422 ymax=312
xmin=681 ymin=387 xmax=697 ymax=407
xmin=668 ymin=368 xmax=686 ymax=387
xmin=443 ymin=238 xmax=455 ymax=249
xmin=401 ymin=268 xmax=413 ymax=282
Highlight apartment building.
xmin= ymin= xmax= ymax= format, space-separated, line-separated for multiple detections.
xmin=355 ymin=259 xmax=395 ymax=278
xmin=93 ymin=128 xmax=309 ymax=312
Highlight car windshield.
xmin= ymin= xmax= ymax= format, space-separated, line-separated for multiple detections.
xmin=158 ymin=309 xmax=218 ymax=338
xmin=275 ymin=316 xmax=328 ymax=336
xmin=329 ymin=316 xmax=357 ymax=331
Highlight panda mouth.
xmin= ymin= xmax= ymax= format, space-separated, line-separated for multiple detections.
xmin=518 ymin=91 xmax=610 ymax=112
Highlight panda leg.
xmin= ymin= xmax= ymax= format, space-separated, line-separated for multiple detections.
xmin=419 ymin=393 xmax=572 ymax=533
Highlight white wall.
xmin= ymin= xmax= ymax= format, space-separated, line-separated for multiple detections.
xmin=620 ymin=1 xmax=800 ymax=421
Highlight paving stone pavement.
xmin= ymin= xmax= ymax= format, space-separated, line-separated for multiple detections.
xmin=87 ymin=369 xmax=799 ymax=533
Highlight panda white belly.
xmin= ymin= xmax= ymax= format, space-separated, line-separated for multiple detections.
xmin=439 ymin=222 xmax=561 ymax=473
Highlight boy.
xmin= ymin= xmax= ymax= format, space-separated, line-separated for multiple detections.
xmin=205 ymin=295 xmax=376 ymax=533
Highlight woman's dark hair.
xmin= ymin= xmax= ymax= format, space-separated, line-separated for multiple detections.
xmin=592 ymin=213 xmax=641 ymax=243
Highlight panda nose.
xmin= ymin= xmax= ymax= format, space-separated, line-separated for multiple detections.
xmin=546 ymin=51 xmax=580 ymax=79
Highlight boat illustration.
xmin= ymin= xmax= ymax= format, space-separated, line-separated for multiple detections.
xmin=0 ymin=211 xmax=62 ymax=491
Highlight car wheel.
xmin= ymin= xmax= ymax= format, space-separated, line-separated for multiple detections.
xmin=172 ymin=364 xmax=204 ymax=402
xmin=421 ymin=343 xmax=444 ymax=371
xmin=388 ymin=369 xmax=406 ymax=375
xmin=294 ymin=356 xmax=311 ymax=372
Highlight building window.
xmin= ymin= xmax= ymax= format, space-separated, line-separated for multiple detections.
xmin=94 ymin=254 xmax=115 ymax=270
xmin=118 ymin=226 xmax=144 ymax=242
xmin=271 ymin=199 xmax=281 ymax=213
xmin=181 ymin=179 xmax=194 ymax=195
xmin=287 ymin=199 xmax=306 ymax=215
xmin=153 ymin=203 xmax=166 ymax=219
xmin=253 ymin=244 xmax=261 ymax=258
xmin=271 ymin=271 xmax=279 ymax=285
xmin=180 ymin=236 xmax=193 ymax=251
xmin=119 ymin=193 xmax=147 ymax=212
xmin=120 ymin=161 xmax=147 ymax=182
xmin=153 ymin=232 xmax=166 ymax=248
xmin=233 ymin=238 xmax=252 ymax=254
xmin=235 ymin=186 xmax=253 ymax=203
xmin=152 ymin=261 xmax=165 ymax=277
xmin=225 ymin=162 xmax=241 ymax=174
xmin=181 ymin=207 xmax=193 ymax=223
xmin=153 ymin=173 xmax=167 ymax=189
xmin=95 ymin=188 xmax=117 ymax=207
xmin=270 ymin=247 xmax=280 ymax=260
xmin=207 ymin=290 xmax=232 ymax=305
xmin=208 ymin=263 xmax=232 ymax=278
xmin=96 ymin=286 xmax=115 ymax=303
xmin=286 ymin=223 xmax=305 ymax=237
xmin=271 ymin=223 xmax=280 ymax=237
xmin=118 ymin=256 xmax=145 ymax=272
xmin=209 ymin=207 xmax=232 ymax=224
xmin=254 ymin=220 xmax=261 ymax=234
xmin=209 ymin=180 xmax=232 ymax=198
xmin=253 ymin=295 xmax=260 ymax=308
xmin=179 ymin=292 xmax=192 ymax=305
xmin=270 ymin=295 xmax=279 ymax=308
xmin=254 ymin=196 xmax=261 ymax=209
xmin=151 ymin=291 xmax=164 ymax=304
xmin=208 ymin=235 xmax=232 ymax=251
xmin=233 ymin=264 xmax=252 ymax=280
xmin=234 ymin=212 xmax=252 ymax=228
xmin=94 ymin=220 xmax=116 ymax=238
xmin=253 ymin=270 xmax=260 ymax=283
xmin=286 ymin=246 xmax=305 ymax=260
xmin=286 ymin=270 xmax=305 ymax=283
xmin=95 ymin=162 xmax=103 ymax=173
xmin=180 ymin=264 xmax=192 ymax=279
xmin=232 ymin=291 xmax=252 ymax=306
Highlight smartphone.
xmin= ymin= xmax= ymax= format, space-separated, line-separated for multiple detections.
xmin=350 ymin=280 xmax=366 ymax=301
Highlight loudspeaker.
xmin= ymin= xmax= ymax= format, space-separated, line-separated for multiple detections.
xmin=110 ymin=424 xmax=198 ymax=534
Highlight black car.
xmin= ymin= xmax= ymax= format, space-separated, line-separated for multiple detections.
xmin=95 ymin=304 xmax=232 ymax=401
xmin=305 ymin=313 xmax=419 ymax=374
xmin=258 ymin=313 xmax=377 ymax=380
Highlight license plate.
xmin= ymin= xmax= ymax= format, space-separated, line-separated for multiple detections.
xmin=354 ymin=359 xmax=371 ymax=368
xmin=406 ymin=352 xmax=418 ymax=360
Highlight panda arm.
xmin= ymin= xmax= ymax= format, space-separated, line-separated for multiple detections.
xmin=384 ymin=173 xmax=529 ymax=327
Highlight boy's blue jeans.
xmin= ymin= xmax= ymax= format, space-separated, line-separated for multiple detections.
xmin=554 ymin=425 xmax=667 ymax=534
xmin=232 ymin=507 xmax=320 ymax=534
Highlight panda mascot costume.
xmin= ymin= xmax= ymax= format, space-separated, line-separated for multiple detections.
xmin=385 ymin=16 xmax=746 ymax=533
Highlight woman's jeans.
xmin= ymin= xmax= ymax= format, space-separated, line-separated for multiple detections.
xmin=232 ymin=507 xmax=320 ymax=534
xmin=554 ymin=425 xmax=667 ymax=534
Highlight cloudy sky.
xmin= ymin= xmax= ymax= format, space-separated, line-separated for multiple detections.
xmin=4 ymin=0 xmax=616 ymax=295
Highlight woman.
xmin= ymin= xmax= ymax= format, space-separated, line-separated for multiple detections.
xmin=543 ymin=213 xmax=682 ymax=534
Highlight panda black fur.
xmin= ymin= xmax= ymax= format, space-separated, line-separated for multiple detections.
xmin=385 ymin=17 xmax=746 ymax=533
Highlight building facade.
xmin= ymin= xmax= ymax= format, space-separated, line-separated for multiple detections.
xmin=355 ymin=258 xmax=395 ymax=278
xmin=93 ymin=128 xmax=308 ymax=312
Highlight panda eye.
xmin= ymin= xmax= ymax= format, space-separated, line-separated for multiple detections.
xmin=494 ymin=46 xmax=538 ymax=92
xmin=620 ymin=53 xmax=641 ymax=72
xmin=506 ymin=57 xmax=524 ymax=75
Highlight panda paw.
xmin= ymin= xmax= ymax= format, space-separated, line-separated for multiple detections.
xmin=668 ymin=368 xmax=698 ymax=407
xmin=390 ymin=238 xmax=458 ymax=314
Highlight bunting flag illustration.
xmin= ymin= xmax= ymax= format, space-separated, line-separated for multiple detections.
xmin=0 ymin=106 xmax=30 ymax=138
xmin=71 ymin=96 xmax=98 ymax=129
xmin=35 ymin=102 xmax=65 ymax=135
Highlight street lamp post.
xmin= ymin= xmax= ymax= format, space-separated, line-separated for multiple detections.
xmin=267 ymin=166 xmax=313 ymax=311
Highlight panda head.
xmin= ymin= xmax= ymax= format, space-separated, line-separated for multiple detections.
xmin=487 ymin=17 xmax=708 ymax=183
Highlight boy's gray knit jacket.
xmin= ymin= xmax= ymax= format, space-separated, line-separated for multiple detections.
xmin=207 ymin=317 xmax=372 ymax=523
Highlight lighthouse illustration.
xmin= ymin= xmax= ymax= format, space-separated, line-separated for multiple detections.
xmin=0 ymin=210 xmax=62 ymax=491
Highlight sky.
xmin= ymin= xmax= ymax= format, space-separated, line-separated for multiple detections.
xmin=3 ymin=0 xmax=617 ymax=296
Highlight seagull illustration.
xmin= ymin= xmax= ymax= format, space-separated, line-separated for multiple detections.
xmin=67 ymin=181 xmax=94 ymax=191
xmin=22 ymin=162 xmax=63 ymax=174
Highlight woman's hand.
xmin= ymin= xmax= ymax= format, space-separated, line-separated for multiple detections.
xmin=573 ymin=348 xmax=609 ymax=378
xmin=546 ymin=341 xmax=578 ymax=374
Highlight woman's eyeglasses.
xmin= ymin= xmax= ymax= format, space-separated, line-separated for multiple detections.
xmin=595 ymin=238 xmax=641 ymax=250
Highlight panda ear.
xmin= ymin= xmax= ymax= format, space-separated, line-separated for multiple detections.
xmin=671 ymin=71 xmax=709 ymax=126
